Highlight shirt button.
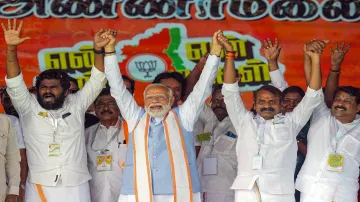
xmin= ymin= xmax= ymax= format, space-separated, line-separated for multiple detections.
xmin=60 ymin=153 xmax=63 ymax=156
xmin=154 ymin=168 xmax=158 ymax=171
xmin=154 ymin=143 xmax=157 ymax=146
xmin=153 ymin=156 xmax=157 ymax=159
xmin=61 ymin=141 xmax=64 ymax=143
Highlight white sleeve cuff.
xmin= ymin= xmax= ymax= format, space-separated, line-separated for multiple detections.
xmin=5 ymin=73 xmax=24 ymax=88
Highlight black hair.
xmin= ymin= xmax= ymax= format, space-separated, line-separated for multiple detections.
xmin=68 ymin=76 xmax=78 ymax=88
xmin=253 ymin=85 xmax=282 ymax=101
xmin=35 ymin=69 xmax=70 ymax=91
xmin=122 ymin=75 xmax=135 ymax=93
xmin=212 ymin=84 xmax=223 ymax=97
xmin=282 ymin=86 xmax=305 ymax=100
xmin=334 ymin=86 xmax=360 ymax=104
xmin=152 ymin=72 xmax=186 ymax=96
xmin=94 ymin=88 xmax=111 ymax=105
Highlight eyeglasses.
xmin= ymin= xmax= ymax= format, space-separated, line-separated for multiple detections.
xmin=95 ymin=102 xmax=118 ymax=109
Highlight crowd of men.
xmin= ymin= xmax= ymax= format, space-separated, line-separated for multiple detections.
xmin=0 ymin=18 xmax=359 ymax=202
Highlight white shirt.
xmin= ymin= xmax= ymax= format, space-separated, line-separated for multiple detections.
xmin=7 ymin=115 xmax=25 ymax=149
xmin=104 ymin=54 xmax=220 ymax=132
xmin=295 ymin=100 xmax=360 ymax=194
xmin=86 ymin=118 xmax=127 ymax=202
xmin=193 ymin=104 xmax=219 ymax=146
xmin=222 ymin=82 xmax=322 ymax=195
xmin=196 ymin=105 xmax=237 ymax=195
xmin=5 ymin=67 xmax=107 ymax=186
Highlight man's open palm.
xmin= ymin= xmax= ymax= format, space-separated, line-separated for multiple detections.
xmin=1 ymin=19 xmax=30 ymax=46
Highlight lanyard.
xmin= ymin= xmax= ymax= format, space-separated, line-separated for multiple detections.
xmin=49 ymin=113 xmax=59 ymax=143
xmin=90 ymin=124 xmax=121 ymax=153
xmin=255 ymin=120 xmax=272 ymax=155
xmin=332 ymin=119 xmax=360 ymax=153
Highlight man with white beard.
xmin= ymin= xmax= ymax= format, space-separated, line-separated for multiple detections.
xmin=103 ymin=30 xmax=224 ymax=202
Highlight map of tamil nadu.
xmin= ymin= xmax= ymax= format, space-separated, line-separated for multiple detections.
xmin=116 ymin=25 xmax=188 ymax=82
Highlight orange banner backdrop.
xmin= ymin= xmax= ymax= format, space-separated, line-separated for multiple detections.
xmin=0 ymin=0 xmax=360 ymax=112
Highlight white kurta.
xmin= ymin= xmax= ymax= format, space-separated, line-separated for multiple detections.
xmin=86 ymin=119 xmax=127 ymax=202
xmin=195 ymin=105 xmax=237 ymax=202
xmin=296 ymin=101 xmax=360 ymax=202
xmin=222 ymin=81 xmax=322 ymax=202
xmin=118 ymin=193 xmax=201 ymax=202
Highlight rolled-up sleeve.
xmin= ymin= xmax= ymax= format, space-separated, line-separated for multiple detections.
xmin=105 ymin=55 xmax=142 ymax=132
xmin=179 ymin=54 xmax=220 ymax=131
xmin=269 ymin=69 xmax=289 ymax=92
xmin=75 ymin=66 xmax=107 ymax=112
xmin=288 ymin=87 xmax=323 ymax=134
xmin=222 ymin=82 xmax=251 ymax=136
xmin=5 ymin=73 xmax=32 ymax=115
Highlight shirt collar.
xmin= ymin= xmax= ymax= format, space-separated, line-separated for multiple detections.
xmin=99 ymin=116 xmax=122 ymax=129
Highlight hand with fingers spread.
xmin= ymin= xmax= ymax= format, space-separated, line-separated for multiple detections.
xmin=210 ymin=30 xmax=223 ymax=57
xmin=217 ymin=32 xmax=234 ymax=52
xmin=330 ymin=42 xmax=350 ymax=70
xmin=1 ymin=19 xmax=30 ymax=47
xmin=262 ymin=38 xmax=283 ymax=63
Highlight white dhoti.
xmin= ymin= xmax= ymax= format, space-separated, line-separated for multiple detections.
xmin=300 ymin=187 xmax=358 ymax=202
xmin=234 ymin=190 xmax=295 ymax=202
xmin=24 ymin=178 xmax=90 ymax=202
xmin=118 ymin=193 xmax=201 ymax=202
xmin=0 ymin=195 xmax=5 ymax=202
xmin=201 ymin=192 xmax=234 ymax=202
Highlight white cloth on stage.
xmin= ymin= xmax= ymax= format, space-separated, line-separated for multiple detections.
xmin=118 ymin=193 xmax=201 ymax=202
xmin=24 ymin=177 xmax=90 ymax=202
xmin=235 ymin=189 xmax=295 ymax=202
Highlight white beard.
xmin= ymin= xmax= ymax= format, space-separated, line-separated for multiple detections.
xmin=145 ymin=103 xmax=171 ymax=118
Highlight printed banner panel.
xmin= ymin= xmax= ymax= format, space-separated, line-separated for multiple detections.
xmin=0 ymin=0 xmax=359 ymax=111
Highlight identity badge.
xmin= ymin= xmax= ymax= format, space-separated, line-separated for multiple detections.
xmin=97 ymin=151 xmax=112 ymax=172
xmin=48 ymin=143 xmax=60 ymax=156
xmin=327 ymin=154 xmax=344 ymax=172
xmin=252 ymin=155 xmax=263 ymax=170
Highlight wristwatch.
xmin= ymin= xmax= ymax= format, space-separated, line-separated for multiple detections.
xmin=20 ymin=184 xmax=25 ymax=190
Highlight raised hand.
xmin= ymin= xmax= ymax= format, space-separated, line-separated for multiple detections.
xmin=217 ymin=32 xmax=234 ymax=52
xmin=101 ymin=29 xmax=117 ymax=52
xmin=330 ymin=42 xmax=350 ymax=70
xmin=94 ymin=29 xmax=110 ymax=50
xmin=1 ymin=19 xmax=30 ymax=46
xmin=210 ymin=30 xmax=223 ymax=56
xmin=262 ymin=38 xmax=282 ymax=62
xmin=304 ymin=39 xmax=329 ymax=59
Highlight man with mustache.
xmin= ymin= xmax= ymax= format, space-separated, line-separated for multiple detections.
xmin=86 ymin=76 xmax=135 ymax=202
xmin=294 ymin=40 xmax=360 ymax=202
xmin=222 ymin=39 xmax=324 ymax=202
xmin=262 ymin=38 xmax=311 ymax=202
xmin=196 ymin=84 xmax=238 ymax=202
xmin=3 ymin=19 xmax=108 ymax=202
xmin=194 ymin=38 xmax=242 ymax=202
xmin=103 ymin=30 xmax=224 ymax=202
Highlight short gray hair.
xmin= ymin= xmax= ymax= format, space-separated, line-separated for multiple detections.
xmin=143 ymin=83 xmax=173 ymax=98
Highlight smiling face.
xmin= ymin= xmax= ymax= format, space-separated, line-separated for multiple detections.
xmin=95 ymin=94 xmax=120 ymax=123
xmin=144 ymin=84 xmax=174 ymax=118
xmin=282 ymin=92 xmax=303 ymax=113
xmin=331 ymin=90 xmax=360 ymax=123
